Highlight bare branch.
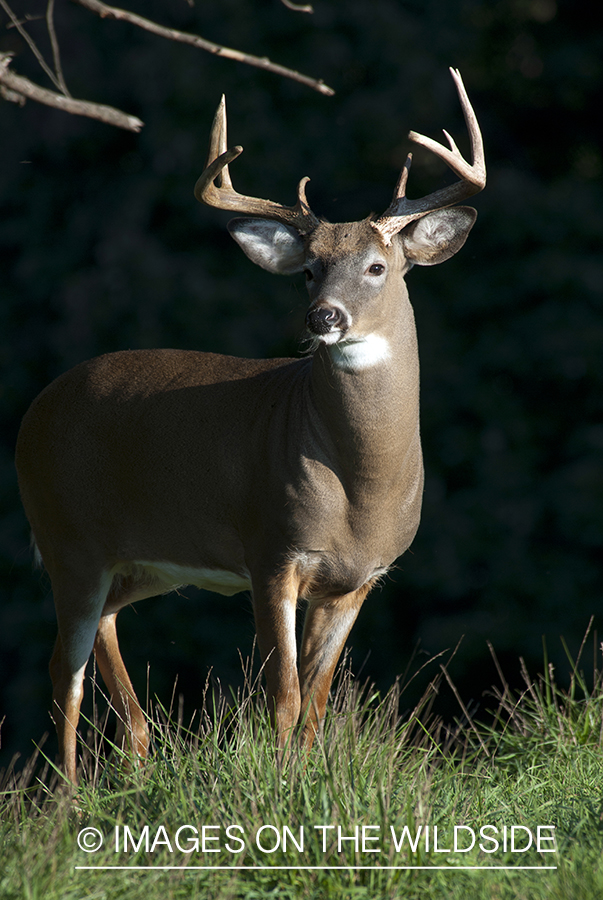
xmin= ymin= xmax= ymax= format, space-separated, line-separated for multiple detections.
xmin=280 ymin=0 xmax=314 ymax=13
xmin=72 ymin=0 xmax=334 ymax=96
xmin=0 ymin=73 xmax=26 ymax=105
xmin=0 ymin=53 xmax=143 ymax=130
xmin=0 ymin=0 xmax=332 ymax=129
xmin=0 ymin=0 xmax=62 ymax=91
xmin=46 ymin=0 xmax=71 ymax=96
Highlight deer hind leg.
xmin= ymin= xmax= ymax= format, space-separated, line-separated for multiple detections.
xmin=252 ymin=568 xmax=301 ymax=748
xmin=298 ymin=583 xmax=372 ymax=747
xmin=49 ymin=571 xmax=111 ymax=784
xmin=93 ymin=611 xmax=149 ymax=767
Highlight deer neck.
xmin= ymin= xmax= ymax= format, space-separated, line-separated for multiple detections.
xmin=306 ymin=288 xmax=420 ymax=489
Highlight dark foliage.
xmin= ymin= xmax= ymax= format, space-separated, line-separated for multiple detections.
xmin=1 ymin=0 xmax=601 ymax=766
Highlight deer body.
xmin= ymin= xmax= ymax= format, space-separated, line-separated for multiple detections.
xmin=16 ymin=70 xmax=485 ymax=783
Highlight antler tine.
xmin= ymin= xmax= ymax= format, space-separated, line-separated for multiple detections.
xmin=372 ymin=68 xmax=486 ymax=245
xmin=409 ymin=69 xmax=485 ymax=188
xmin=391 ymin=152 xmax=413 ymax=203
xmin=208 ymin=95 xmax=234 ymax=191
xmin=194 ymin=96 xmax=319 ymax=232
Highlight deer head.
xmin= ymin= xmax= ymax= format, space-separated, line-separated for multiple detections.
xmin=195 ymin=67 xmax=485 ymax=364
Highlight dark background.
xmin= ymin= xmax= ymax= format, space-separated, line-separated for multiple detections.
xmin=1 ymin=0 xmax=601 ymax=769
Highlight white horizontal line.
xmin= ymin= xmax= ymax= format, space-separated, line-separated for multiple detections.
xmin=75 ymin=865 xmax=557 ymax=871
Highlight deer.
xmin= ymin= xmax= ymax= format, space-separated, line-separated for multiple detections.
xmin=15 ymin=68 xmax=485 ymax=784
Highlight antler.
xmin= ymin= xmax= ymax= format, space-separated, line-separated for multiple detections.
xmin=194 ymin=95 xmax=319 ymax=232
xmin=371 ymin=68 xmax=486 ymax=245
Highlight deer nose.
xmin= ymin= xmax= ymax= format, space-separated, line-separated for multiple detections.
xmin=306 ymin=304 xmax=346 ymax=336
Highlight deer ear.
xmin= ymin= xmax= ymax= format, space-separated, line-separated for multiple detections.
xmin=401 ymin=207 xmax=477 ymax=266
xmin=228 ymin=218 xmax=306 ymax=274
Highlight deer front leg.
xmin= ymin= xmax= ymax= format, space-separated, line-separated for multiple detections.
xmin=298 ymin=584 xmax=371 ymax=747
xmin=252 ymin=571 xmax=301 ymax=747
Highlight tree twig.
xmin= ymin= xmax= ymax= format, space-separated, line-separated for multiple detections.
xmin=0 ymin=0 xmax=62 ymax=91
xmin=0 ymin=53 xmax=143 ymax=130
xmin=72 ymin=0 xmax=334 ymax=96
xmin=46 ymin=0 xmax=71 ymax=96
xmin=0 ymin=0 xmax=333 ymax=130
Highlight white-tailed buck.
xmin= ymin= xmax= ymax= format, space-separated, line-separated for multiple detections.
xmin=16 ymin=68 xmax=485 ymax=784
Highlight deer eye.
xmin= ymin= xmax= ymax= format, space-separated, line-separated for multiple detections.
xmin=304 ymin=269 xmax=314 ymax=282
xmin=367 ymin=263 xmax=385 ymax=276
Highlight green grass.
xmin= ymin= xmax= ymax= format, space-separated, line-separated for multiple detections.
xmin=2 ymin=633 xmax=603 ymax=900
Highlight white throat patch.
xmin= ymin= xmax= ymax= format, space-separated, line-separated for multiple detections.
xmin=329 ymin=333 xmax=391 ymax=371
